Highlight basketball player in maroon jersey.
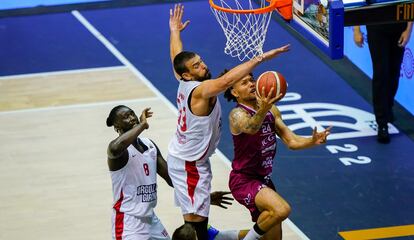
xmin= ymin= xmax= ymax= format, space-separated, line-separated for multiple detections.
xmin=169 ymin=4 xmax=290 ymax=240
xmin=106 ymin=105 xmax=238 ymax=240
xmin=224 ymin=74 xmax=332 ymax=240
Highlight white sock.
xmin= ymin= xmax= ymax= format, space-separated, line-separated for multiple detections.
xmin=215 ymin=230 xmax=239 ymax=240
xmin=243 ymin=228 xmax=262 ymax=240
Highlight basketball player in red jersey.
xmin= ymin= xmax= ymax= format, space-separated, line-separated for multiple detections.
xmin=224 ymin=74 xmax=332 ymax=240
xmin=168 ymin=4 xmax=290 ymax=240
xmin=106 ymin=105 xmax=238 ymax=240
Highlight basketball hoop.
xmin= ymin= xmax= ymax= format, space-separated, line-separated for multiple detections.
xmin=210 ymin=0 xmax=292 ymax=61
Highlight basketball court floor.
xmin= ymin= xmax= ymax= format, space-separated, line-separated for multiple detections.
xmin=0 ymin=1 xmax=413 ymax=239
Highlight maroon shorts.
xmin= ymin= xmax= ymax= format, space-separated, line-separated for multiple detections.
xmin=229 ymin=171 xmax=276 ymax=222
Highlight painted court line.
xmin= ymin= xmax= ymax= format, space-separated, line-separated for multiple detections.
xmin=0 ymin=97 xmax=158 ymax=115
xmin=0 ymin=66 xmax=127 ymax=81
xmin=72 ymin=10 xmax=311 ymax=240
xmin=339 ymin=224 xmax=414 ymax=240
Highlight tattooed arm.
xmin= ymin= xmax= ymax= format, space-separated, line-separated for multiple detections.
xmin=229 ymin=107 xmax=268 ymax=135
xmin=229 ymin=86 xmax=283 ymax=135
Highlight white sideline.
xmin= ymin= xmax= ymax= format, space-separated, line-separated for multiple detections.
xmin=0 ymin=66 xmax=127 ymax=81
xmin=0 ymin=97 xmax=159 ymax=115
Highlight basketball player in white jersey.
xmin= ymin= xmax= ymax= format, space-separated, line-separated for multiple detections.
xmin=106 ymin=105 xmax=243 ymax=240
xmin=168 ymin=4 xmax=290 ymax=240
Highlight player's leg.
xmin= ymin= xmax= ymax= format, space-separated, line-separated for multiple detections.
xmin=243 ymin=187 xmax=290 ymax=240
xmin=208 ymin=225 xmax=248 ymax=240
xmin=168 ymin=155 xmax=212 ymax=240
xmin=262 ymin=222 xmax=282 ymax=240
xmin=184 ymin=215 xmax=209 ymax=240
xmin=150 ymin=214 xmax=171 ymax=240
xmin=185 ymin=156 xmax=213 ymax=240
xmin=238 ymin=229 xmax=249 ymax=239
xmin=113 ymin=214 xmax=151 ymax=240
xmin=229 ymin=173 xmax=287 ymax=240
xmin=255 ymin=187 xmax=290 ymax=232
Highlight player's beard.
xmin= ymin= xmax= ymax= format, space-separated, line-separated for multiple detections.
xmin=246 ymin=88 xmax=257 ymax=103
xmin=197 ymin=69 xmax=212 ymax=82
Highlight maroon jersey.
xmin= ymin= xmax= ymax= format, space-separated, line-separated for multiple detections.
xmin=231 ymin=104 xmax=277 ymax=177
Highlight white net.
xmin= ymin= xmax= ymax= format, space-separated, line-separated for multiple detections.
xmin=210 ymin=0 xmax=274 ymax=61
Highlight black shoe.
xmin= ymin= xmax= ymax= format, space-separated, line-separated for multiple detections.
xmin=377 ymin=126 xmax=390 ymax=144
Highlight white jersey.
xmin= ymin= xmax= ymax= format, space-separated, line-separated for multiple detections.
xmin=168 ymin=80 xmax=222 ymax=162
xmin=111 ymin=138 xmax=158 ymax=218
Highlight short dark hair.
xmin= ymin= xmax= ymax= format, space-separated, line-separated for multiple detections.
xmin=106 ymin=105 xmax=127 ymax=127
xmin=173 ymin=51 xmax=196 ymax=78
xmin=222 ymin=69 xmax=254 ymax=102
xmin=172 ymin=223 xmax=197 ymax=240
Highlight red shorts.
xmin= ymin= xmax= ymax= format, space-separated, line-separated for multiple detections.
xmin=229 ymin=171 xmax=276 ymax=222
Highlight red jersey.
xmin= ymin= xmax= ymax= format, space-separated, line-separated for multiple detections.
xmin=231 ymin=104 xmax=277 ymax=177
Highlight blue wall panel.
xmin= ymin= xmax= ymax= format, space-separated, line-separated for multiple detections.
xmin=344 ymin=25 xmax=414 ymax=115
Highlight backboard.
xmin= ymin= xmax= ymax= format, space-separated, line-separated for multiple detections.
xmin=289 ymin=0 xmax=345 ymax=59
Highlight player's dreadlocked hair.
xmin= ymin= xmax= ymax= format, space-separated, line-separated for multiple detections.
xmin=106 ymin=105 xmax=127 ymax=127
xmin=222 ymin=69 xmax=254 ymax=102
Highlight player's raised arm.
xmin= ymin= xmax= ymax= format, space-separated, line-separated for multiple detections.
xmin=170 ymin=4 xmax=190 ymax=80
xmin=194 ymin=44 xmax=290 ymax=99
xmin=107 ymin=108 xmax=152 ymax=159
xmin=229 ymin=87 xmax=282 ymax=135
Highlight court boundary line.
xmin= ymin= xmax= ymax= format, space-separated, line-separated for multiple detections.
xmin=0 ymin=66 xmax=127 ymax=81
xmin=0 ymin=97 xmax=158 ymax=115
xmin=72 ymin=10 xmax=310 ymax=240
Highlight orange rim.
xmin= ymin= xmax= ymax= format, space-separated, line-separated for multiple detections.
xmin=209 ymin=0 xmax=278 ymax=14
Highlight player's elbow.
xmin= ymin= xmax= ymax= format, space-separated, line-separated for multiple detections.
xmin=287 ymin=145 xmax=300 ymax=150
xmin=201 ymin=83 xmax=230 ymax=99
xmin=286 ymin=140 xmax=301 ymax=150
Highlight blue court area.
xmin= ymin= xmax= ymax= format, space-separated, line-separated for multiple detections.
xmin=1 ymin=1 xmax=413 ymax=239
xmin=0 ymin=13 xmax=121 ymax=75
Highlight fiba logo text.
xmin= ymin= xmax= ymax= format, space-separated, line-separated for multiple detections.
xmin=402 ymin=47 xmax=414 ymax=79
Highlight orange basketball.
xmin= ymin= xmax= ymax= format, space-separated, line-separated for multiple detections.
xmin=256 ymin=71 xmax=287 ymax=99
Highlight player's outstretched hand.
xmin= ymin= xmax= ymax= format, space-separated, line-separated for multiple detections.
xmin=169 ymin=4 xmax=190 ymax=32
xmin=312 ymin=126 xmax=332 ymax=145
xmin=256 ymin=87 xmax=283 ymax=112
xmin=261 ymin=44 xmax=290 ymax=61
xmin=139 ymin=108 xmax=153 ymax=129
xmin=210 ymin=191 xmax=234 ymax=209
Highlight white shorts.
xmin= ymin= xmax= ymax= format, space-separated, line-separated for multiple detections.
xmin=167 ymin=154 xmax=212 ymax=217
xmin=112 ymin=212 xmax=170 ymax=240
